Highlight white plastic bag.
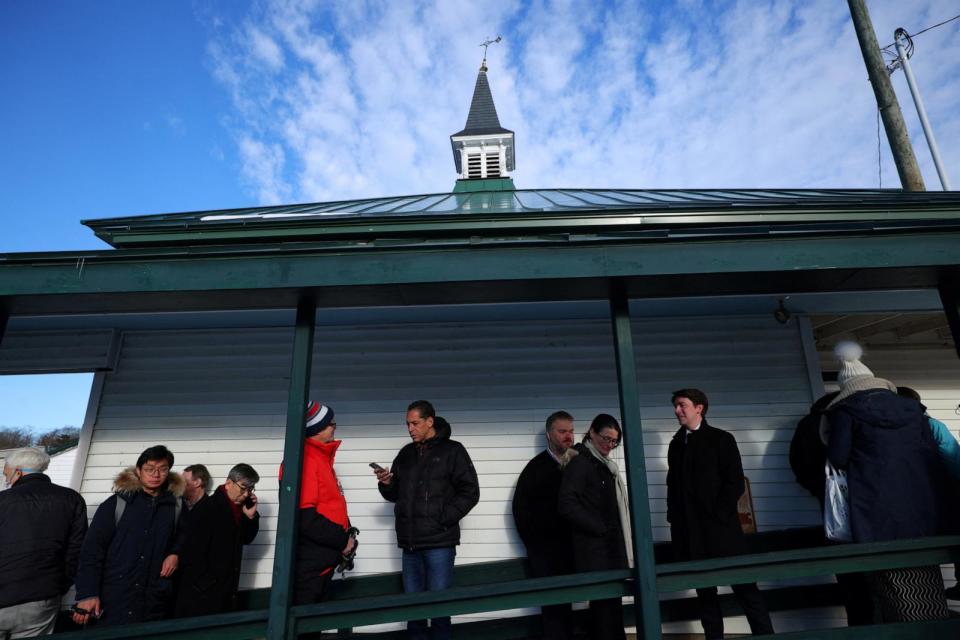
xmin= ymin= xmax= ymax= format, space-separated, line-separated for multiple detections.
xmin=824 ymin=461 xmax=852 ymax=542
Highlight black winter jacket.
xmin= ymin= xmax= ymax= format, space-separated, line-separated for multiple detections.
xmin=512 ymin=450 xmax=573 ymax=555
xmin=74 ymin=468 xmax=185 ymax=626
xmin=173 ymin=488 xmax=259 ymax=618
xmin=666 ymin=422 xmax=747 ymax=561
xmin=378 ymin=418 xmax=480 ymax=549
xmin=827 ymin=389 xmax=949 ymax=543
xmin=0 ymin=473 xmax=87 ymax=608
xmin=557 ymin=444 xmax=629 ymax=572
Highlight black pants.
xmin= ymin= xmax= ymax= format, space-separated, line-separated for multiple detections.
xmin=836 ymin=571 xmax=874 ymax=625
xmin=588 ymin=597 xmax=626 ymax=640
xmin=696 ymin=583 xmax=773 ymax=639
xmin=527 ymin=549 xmax=574 ymax=639
xmin=294 ymin=570 xmax=335 ymax=606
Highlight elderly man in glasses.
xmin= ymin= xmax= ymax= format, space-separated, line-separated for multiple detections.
xmin=73 ymin=445 xmax=185 ymax=627
xmin=174 ymin=463 xmax=260 ymax=618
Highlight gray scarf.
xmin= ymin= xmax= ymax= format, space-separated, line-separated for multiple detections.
xmin=583 ymin=439 xmax=634 ymax=568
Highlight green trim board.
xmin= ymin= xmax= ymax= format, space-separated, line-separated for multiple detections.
xmin=3 ymin=232 xmax=960 ymax=302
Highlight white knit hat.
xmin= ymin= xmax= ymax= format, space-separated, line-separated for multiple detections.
xmin=834 ymin=341 xmax=875 ymax=387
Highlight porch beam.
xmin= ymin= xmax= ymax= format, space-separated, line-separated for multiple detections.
xmin=938 ymin=273 xmax=960 ymax=359
xmin=608 ymin=281 xmax=662 ymax=639
xmin=3 ymin=232 xmax=960 ymax=298
xmin=267 ymin=294 xmax=317 ymax=640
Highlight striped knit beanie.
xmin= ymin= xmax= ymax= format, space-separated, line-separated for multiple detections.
xmin=305 ymin=401 xmax=335 ymax=438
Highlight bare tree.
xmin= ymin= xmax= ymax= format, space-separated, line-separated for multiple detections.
xmin=0 ymin=427 xmax=34 ymax=449
xmin=36 ymin=426 xmax=80 ymax=451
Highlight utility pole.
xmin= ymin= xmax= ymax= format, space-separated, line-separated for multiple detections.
xmin=847 ymin=0 xmax=926 ymax=191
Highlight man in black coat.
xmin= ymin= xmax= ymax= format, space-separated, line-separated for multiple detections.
xmin=375 ymin=400 xmax=479 ymax=640
xmin=174 ymin=463 xmax=260 ymax=618
xmin=512 ymin=410 xmax=576 ymax=640
xmin=667 ymin=389 xmax=773 ymax=639
xmin=0 ymin=448 xmax=87 ymax=637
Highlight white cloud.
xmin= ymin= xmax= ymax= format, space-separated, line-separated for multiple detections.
xmin=207 ymin=0 xmax=960 ymax=204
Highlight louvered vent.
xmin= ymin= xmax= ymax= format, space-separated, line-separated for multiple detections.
xmin=467 ymin=154 xmax=483 ymax=178
xmin=485 ymin=153 xmax=501 ymax=178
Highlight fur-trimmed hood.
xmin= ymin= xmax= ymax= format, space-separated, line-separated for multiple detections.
xmin=559 ymin=446 xmax=580 ymax=468
xmin=112 ymin=466 xmax=185 ymax=498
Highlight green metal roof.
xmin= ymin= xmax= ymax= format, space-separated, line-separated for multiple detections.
xmin=81 ymin=187 xmax=960 ymax=248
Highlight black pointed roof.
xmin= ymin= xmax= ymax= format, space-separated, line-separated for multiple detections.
xmin=451 ymin=67 xmax=513 ymax=138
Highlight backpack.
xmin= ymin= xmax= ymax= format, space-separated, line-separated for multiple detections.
xmin=115 ymin=494 xmax=182 ymax=528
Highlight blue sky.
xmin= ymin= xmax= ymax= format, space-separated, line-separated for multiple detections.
xmin=1 ymin=0 xmax=959 ymax=430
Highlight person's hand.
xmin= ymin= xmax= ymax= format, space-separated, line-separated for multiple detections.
xmin=242 ymin=493 xmax=258 ymax=518
xmin=160 ymin=553 xmax=179 ymax=577
xmin=374 ymin=467 xmax=393 ymax=485
xmin=342 ymin=536 xmax=357 ymax=555
xmin=72 ymin=597 xmax=101 ymax=625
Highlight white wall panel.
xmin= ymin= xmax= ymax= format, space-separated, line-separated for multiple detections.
xmin=77 ymin=314 xmax=818 ymax=632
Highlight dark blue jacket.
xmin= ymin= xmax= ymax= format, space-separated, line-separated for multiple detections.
xmin=827 ymin=389 xmax=948 ymax=543
xmin=74 ymin=468 xmax=184 ymax=626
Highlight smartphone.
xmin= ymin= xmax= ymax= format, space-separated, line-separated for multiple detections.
xmin=369 ymin=462 xmax=385 ymax=471
xmin=243 ymin=496 xmax=255 ymax=508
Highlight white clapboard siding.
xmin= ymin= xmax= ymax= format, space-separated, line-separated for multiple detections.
xmin=77 ymin=315 xmax=818 ymax=632
xmin=47 ymin=447 xmax=78 ymax=488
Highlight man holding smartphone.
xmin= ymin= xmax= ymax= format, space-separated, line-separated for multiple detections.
xmin=375 ymin=400 xmax=479 ymax=640
xmin=173 ymin=463 xmax=261 ymax=618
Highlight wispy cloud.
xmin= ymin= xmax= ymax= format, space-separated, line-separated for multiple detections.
xmin=206 ymin=0 xmax=960 ymax=204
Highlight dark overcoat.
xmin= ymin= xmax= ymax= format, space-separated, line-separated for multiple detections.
xmin=557 ymin=444 xmax=628 ymax=572
xmin=827 ymin=389 xmax=948 ymax=543
xmin=74 ymin=468 xmax=184 ymax=626
xmin=666 ymin=422 xmax=747 ymax=561
xmin=0 ymin=473 xmax=87 ymax=608
xmin=173 ymin=488 xmax=260 ymax=617
xmin=378 ymin=418 xmax=480 ymax=550
xmin=512 ymin=450 xmax=574 ymax=576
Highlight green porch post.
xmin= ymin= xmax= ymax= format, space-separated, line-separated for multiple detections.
xmin=609 ymin=282 xmax=662 ymax=639
xmin=938 ymin=274 xmax=960 ymax=360
xmin=267 ymin=295 xmax=317 ymax=640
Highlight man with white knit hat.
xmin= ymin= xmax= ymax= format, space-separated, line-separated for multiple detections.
xmin=824 ymin=341 xmax=950 ymax=623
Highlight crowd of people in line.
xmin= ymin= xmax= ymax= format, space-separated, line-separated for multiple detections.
xmin=1 ymin=346 xmax=958 ymax=639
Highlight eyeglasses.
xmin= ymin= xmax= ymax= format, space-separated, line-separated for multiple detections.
xmin=141 ymin=465 xmax=170 ymax=476
xmin=596 ymin=434 xmax=620 ymax=448
xmin=237 ymin=483 xmax=256 ymax=494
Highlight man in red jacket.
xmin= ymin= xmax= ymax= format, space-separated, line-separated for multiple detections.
xmin=282 ymin=401 xmax=356 ymax=604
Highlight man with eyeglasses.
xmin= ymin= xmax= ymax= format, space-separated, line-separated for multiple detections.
xmin=667 ymin=389 xmax=773 ymax=639
xmin=173 ymin=463 xmax=260 ymax=617
xmin=512 ymin=411 xmax=576 ymax=640
xmin=74 ymin=445 xmax=185 ymax=627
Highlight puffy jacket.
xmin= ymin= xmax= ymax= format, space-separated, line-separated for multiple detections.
xmin=0 ymin=473 xmax=87 ymax=608
xmin=74 ymin=468 xmax=184 ymax=626
xmin=379 ymin=418 xmax=480 ymax=549
xmin=557 ymin=444 xmax=628 ymax=572
xmin=827 ymin=389 xmax=948 ymax=542
xmin=280 ymin=438 xmax=351 ymax=579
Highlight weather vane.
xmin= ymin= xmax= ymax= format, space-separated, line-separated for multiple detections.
xmin=480 ymin=35 xmax=502 ymax=69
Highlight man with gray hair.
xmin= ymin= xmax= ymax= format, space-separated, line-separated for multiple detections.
xmin=1 ymin=448 xmax=87 ymax=637
xmin=173 ymin=463 xmax=260 ymax=617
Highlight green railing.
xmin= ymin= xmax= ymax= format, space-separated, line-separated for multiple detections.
xmin=51 ymin=534 xmax=960 ymax=639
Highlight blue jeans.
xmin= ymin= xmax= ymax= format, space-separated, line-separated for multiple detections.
xmin=402 ymin=547 xmax=456 ymax=640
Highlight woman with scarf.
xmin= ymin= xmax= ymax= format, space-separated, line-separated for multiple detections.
xmin=558 ymin=414 xmax=631 ymax=640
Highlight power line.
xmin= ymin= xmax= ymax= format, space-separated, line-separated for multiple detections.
xmin=880 ymin=12 xmax=960 ymax=51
